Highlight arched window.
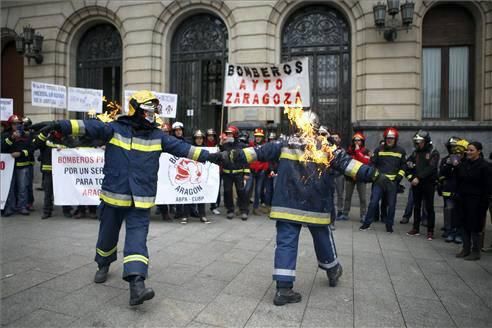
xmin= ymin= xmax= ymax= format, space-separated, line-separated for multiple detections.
xmin=77 ymin=24 xmax=122 ymax=112
xmin=170 ymin=14 xmax=228 ymax=133
xmin=282 ymin=6 xmax=350 ymax=141
xmin=422 ymin=5 xmax=475 ymax=119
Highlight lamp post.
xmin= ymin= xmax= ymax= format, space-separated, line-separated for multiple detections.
xmin=373 ymin=0 xmax=415 ymax=42
xmin=15 ymin=25 xmax=44 ymax=64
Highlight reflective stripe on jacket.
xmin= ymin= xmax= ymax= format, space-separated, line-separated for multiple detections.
xmin=59 ymin=117 xmax=210 ymax=208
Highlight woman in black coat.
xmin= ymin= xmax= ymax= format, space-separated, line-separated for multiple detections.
xmin=452 ymin=142 xmax=492 ymax=260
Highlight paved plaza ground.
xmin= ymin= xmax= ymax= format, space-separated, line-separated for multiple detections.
xmin=1 ymin=191 xmax=492 ymax=328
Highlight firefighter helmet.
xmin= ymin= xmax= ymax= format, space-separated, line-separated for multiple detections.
xmin=319 ymin=125 xmax=329 ymax=136
xmin=128 ymin=90 xmax=160 ymax=117
xmin=225 ymin=125 xmax=239 ymax=138
xmin=254 ymin=128 xmax=265 ymax=137
xmin=193 ymin=129 xmax=205 ymax=138
xmin=239 ymin=131 xmax=249 ymax=143
xmin=383 ymin=127 xmax=398 ymax=140
xmin=22 ymin=117 xmax=32 ymax=128
xmin=413 ymin=130 xmax=431 ymax=144
xmin=172 ymin=121 xmax=184 ymax=130
xmin=454 ymin=139 xmax=469 ymax=154
xmin=445 ymin=136 xmax=461 ymax=153
xmin=7 ymin=114 xmax=21 ymax=125
xmin=300 ymin=110 xmax=320 ymax=130
xmin=206 ymin=128 xmax=216 ymax=136
xmin=352 ymin=132 xmax=365 ymax=141
xmin=268 ymin=132 xmax=277 ymax=140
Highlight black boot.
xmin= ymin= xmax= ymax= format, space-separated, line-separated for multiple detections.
xmin=94 ymin=265 xmax=109 ymax=283
xmin=327 ymin=264 xmax=343 ymax=287
xmin=129 ymin=276 xmax=155 ymax=306
xmin=273 ymin=288 xmax=302 ymax=306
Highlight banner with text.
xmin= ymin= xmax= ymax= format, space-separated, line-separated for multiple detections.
xmin=52 ymin=148 xmax=219 ymax=205
xmin=124 ymin=90 xmax=178 ymax=118
xmin=0 ymin=98 xmax=13 ymax=121
xmin=223 ymin=57 xmax=310 ymax=107
xmin=53 ymin=148 xmax=105 ymax=205
xmin=31 ymin=81 xmax=66 ymax=109
xmin=0 ymin=155 xmax=15 ymax=210
xmin=68 ymin=87 xmax=103 ymax=113
xmin=155 ymin=148 xmax=220 ymax=204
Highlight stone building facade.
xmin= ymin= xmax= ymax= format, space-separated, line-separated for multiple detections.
xmin=2 ymin=0 xmax=492 ymax=153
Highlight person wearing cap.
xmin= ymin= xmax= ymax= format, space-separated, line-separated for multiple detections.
xmin=339 ymin=132 xmax=371 ymax=222
xmin=360 ymin=127 xmax=407 ymax=233
xmin=1 ymin=115 xmax=34 ymax=216
xmin=247 ymin=128 xmax=269 ymax=215
xmin=32 ymin=90 xmax=222 ymax=306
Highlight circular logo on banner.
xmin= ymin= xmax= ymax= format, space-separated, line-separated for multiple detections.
xmin=168 ymin=158 xmax=207 ymax=186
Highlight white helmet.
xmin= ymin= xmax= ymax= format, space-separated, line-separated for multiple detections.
xmin=172 ymin=122 xmax=184 ymax=130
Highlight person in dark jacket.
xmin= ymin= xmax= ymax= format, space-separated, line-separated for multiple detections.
xmin=444 ymin=142 xmax=492 ymax=260
xmin=205 ymin=128 xmax=221 ymax=215
xmin=221 ymin=125 xmax=250 ymax=220
xmin=247 ymin=128 xmax=269 ymax=215
xmin=406 ymin=130 xmax=440 ymax=240
xmin=360 ymin=127 xmax=406 ymax=233
xmin=229 ymin=110 xmax=391 ymax=306
xmin=34 ymin=90 xmax=221 ymax=306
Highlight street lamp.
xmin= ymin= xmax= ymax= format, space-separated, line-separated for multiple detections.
xmin=15 ymin=25 xmax=44 ymax=64
xmin=373 ymin=0 xmax=415 ymax=42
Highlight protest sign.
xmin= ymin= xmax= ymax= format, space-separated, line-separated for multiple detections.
xmin=223 ymin=57 xmax=310 ymax=107
xmin=0 ymin=154 xmax=15 ymax=210
xmin=52 ymin=148 xmax=105 ymax=205
xmin=68 ymin=87 xmax=103 ymax=113
xmin=124 ymin=90 xmax=178 ymax=118
xmin=52 ymin=148 xmax=219 ymax=205
xmin=155 ymin=148 xmax=220 ymax=204
xmin=0 ymin=98 xmax=13 ymax=121
xmin=31 ymin=81 xmax=66 ymax=109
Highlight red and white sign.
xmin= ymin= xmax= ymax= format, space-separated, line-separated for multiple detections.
xmin=223 ymin=57 xmax=310 ymax=107
xmin=0 ymin=155 xmax=15 ymax=210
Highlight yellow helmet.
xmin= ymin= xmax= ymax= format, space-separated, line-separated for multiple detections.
xmin=454 ymin=139 xmax=469 ymax=154
xmin=128 ymin=90 xmax=159 ymax=117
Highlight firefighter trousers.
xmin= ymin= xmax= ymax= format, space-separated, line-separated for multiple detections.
xmin=94 ymin=202 xmax=150 ymax=281
xmin=273 ymin=220 xmax=338 ymax=285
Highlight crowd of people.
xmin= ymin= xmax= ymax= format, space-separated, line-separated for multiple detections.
xmin=1 ymin=92 xmax=491 ymax=306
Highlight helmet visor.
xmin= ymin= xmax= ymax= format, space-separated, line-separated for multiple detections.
xmin=140 ymin=100 xmax=162 ymax=114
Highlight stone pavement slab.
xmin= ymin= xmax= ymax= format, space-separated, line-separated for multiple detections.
xmin=1 ymin=200 xmax=492 ymax=328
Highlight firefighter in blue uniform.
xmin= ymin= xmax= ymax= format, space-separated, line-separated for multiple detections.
xmin=36 ymin=90 xmax=221 ymax=306
xmin=228 ymin=111 xmax=389 ymax=306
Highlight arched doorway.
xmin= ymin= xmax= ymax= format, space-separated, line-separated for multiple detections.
xmin=76 ymin=24 xmax=122 ymax=113
xmin=282 ymin=6 xmax=351 ymax=143
xmin=1 ymin=41 xmax=24 ymax=117
xmin=170 ymin=14 xmax=228 ymax=133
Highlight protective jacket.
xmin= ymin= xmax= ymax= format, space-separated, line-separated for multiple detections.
xmin=437 ymin=155 xmax=457 ymax=198
xmin=2 ymin=131 xmax=34 ymax=168
xmin=239 ymin=136 xmax=375 ymax=226
xmin=371 ymin=144 xmax=406 ymax=182
xmin=221 ymin=140 xmax=250 ymax=174
xmin=406 ymin=144 xmax=440 ymax=182
xmin=59 ymin=117 xmax=210 ymax=209
xmin=32 ymin=132 xmax=70 ymax=172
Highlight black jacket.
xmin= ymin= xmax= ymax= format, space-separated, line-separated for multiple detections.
xmin=406 ymin=144 xmax=439 ymax=183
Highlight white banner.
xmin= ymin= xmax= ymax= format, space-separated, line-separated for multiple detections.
xmin=0 ymin=154 xmax=15 ymax=210
xmin=52 ymin=148 xmax=219 ymax=205
xmin=31 ymin=81 xmax=66 ymax=109
xmin=223 ymin=57 xmax=310 ymax=107
xmin=155 ymin=148 xmax=220 ymax=204
xmin=0 ymin=98 xmax=13 ymax=121
xmin=124 ymin=90 xmax=178 ymax=118
xmin=52 ymin=148 xmax=105 ymax=205
xmin=68 ymin=87 xmax=103 ymax=113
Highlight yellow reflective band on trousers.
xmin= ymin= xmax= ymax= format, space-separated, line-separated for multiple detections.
xmin=344 ymin=160 xmax=363 ymax=179
xmin=109 ymin=133 xmax=131 ymax=151
xmin=270 ymin=207 xmax=331 ymax=225
xmin=100 ymin=190 xmax=132 ymax=207
xmin=96 ymin=245 xmax=117 ymax=257
xmin=243 ymin=148 xmax=257 ymax=163
xmin=16 ymin=162 xmax=31 ymax=167
xmin=378 ymin=151 xmax=402 ymax=158
xmin=123 ymin=254 xmax=149 ymax=265
xmin=133 ymin=195 xmax=155 ymax=209
xmin=70 ymin=120 xmax=86 ymax=136
xmin=42 ymin=164 xmax=52 ymax=171
xmin=442 ymin=191 xmax=452 ymax=197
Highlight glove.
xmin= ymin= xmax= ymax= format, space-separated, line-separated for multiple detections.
xmin=32 ymin=121 xmax=61 ymax=134
xmin=207 ymin=151 xmax=228 ymax=165
xmin=372 ymin=170 xmax=392 ymax=191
